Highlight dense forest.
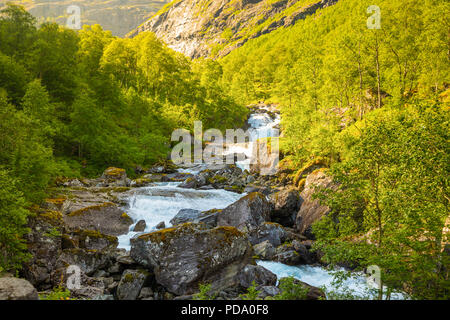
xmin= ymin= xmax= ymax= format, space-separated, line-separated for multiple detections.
xmin=0 ymin=3 xmax=246 ymax=272
xmin=220 ymin=0 xmax=449 ymax=299
xmin=0 ymin=0 xmax=448 ymax=300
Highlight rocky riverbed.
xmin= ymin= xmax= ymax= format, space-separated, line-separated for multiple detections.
xmin=1 ymin=105 xmax=384 ymax=300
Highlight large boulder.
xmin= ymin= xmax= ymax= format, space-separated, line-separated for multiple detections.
xmin=216 ymin=192 xmax=271 ymax=233
xmin=269 ymin=188 xmax=302 ymax=227
xmin=237 ymin=265 xmax=277 ymax=289
xmin=130 ymin=223 xmax=253 ymax=295
xmin=295 ymin=170 xmax=336 ymax=238
xmin=116 ymin=269 xmax=150 ymax=300
xmin=63 ymin=202 xmax=133 ymax=237
xmin=0 ymin=277 xmax=39 ymax=300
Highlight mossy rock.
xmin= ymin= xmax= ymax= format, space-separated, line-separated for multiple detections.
xmin=68 ymin=203 xmax=116 ymax=217
xmin=103 ymin=167 xmax=126 ymax=177
xmin=201 ymin=208 xmax=222 ymax=215
xmin=208 ymin=175 xmax=228 ymax=185
xmin=293 ymin=157 xmax=328 ymax=186
xmin=130 ymin=222 xmax=252 ymax=296
xmin=63 ymin=203 xmax=133 ymax=237
xmin=39 ymin=210 xmax=63 ymax=225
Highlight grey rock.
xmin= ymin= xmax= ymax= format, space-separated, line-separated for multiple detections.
xmin=237 ymin=265 xmax=277 ymax=289
xmin=170 ymin=209 xmax=202 ymax=225
xmin=178 ymin=177 xmax=199 ymax=189
xmin=22 ymin=213 xmax=63 ymax=289
xmin=216 ymin=192 xmax=271 ymax=233
xmin=258 ymin=286 xmax=281 ymax=299
xmin=296 ymin=171 xmax=337 ymax=238
xmin=100 ymin=167 xmax=128 ymax=187
xmin=253 ymin=241 xmax=276 ymax=260
xmin=273 ymin=249 xmax=302 ymax=265
xmin=138 ymin=287 xmax=154 ymax=299
xmin=0 ymin=277 xmax=39 ymax=300
xmin=63 ymin=203 xmax=133 ymax=237
xmin=56 ymin=248 xmax=112 ymax=276
xmin=248 ymin=222 xmax=287 ymax=247
xmin=198 ymin=185 xmax=215 ymax=190
xmin=273 ymin=241 xmax=314 ymax=265
xmin=63 ymin=179 xmax=85 ymax=187
xmin=116 ymin=269 xmax=149 ymax=300
xmin=133 ymin=220 xmax=147 ymax=232
xmin=270 ymin=188 xmax=302 ymax=227
xmin=116 ymin=252 xmax=136 ymax=266
xmin=130 ymin=223 xmax=253 ymax=295
xmin=155 ymin=221 xmax=166 ymax=229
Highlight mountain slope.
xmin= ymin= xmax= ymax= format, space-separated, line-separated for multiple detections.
xmin=128 ymin=0 xmax=338 ymax=58
xmin=0 ymin=0 xmax=170 ymax=37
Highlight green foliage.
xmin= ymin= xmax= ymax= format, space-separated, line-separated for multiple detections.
xmin=44 ymin=227 xmax=62 ymax=238
xmin=0 ymin=169 xmax=32 ymax=271
xmin=217 ymin=0 xmax=449 ymax=300
xmin=193 ymin=283 xmax=216 ymax=300
xmin=0 ymin=95 xmax=55 ymax=203
xmin=0 ymin=3 xmax=247 ymax=178
xmin=273 ymin=276 xmax=309 ymax=300
xmin=0 ymin=52 xmax=29 ymax=105
xmin=239 ymin=281 xmax=261 ymax=300
xmin=39 ymin=285 xmax=72 ymax=300
xmin=312 ymin=103 xmax=450 ymax=300
xmin=220 ymin=0 xmax=449 ymax=165
xmin=0 ymin=3 xmax=248 ymax=272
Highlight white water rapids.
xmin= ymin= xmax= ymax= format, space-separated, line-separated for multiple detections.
xmin=117 ymin=106 xmax=406 ymax=300
xmin=117 ymin=182 xmax=244 ymax=250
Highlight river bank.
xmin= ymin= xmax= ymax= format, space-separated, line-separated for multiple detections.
xmin=1 ymin=105 xmax=405 ymax=300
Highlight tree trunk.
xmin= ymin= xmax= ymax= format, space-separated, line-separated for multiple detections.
xmin=375 ymin=35 xmax=382 ymax=109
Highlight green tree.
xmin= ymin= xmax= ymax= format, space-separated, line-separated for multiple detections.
xmin=0 ymin=169 xmax=31 ymax=272
xmin=0 ymin=3 xmax=37 ymax=64
xmin=313 ymin=103 xmax=450 ymax=300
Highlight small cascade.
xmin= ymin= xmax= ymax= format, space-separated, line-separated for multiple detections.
xmin=117 ymin=182 xmax=243 ymax=250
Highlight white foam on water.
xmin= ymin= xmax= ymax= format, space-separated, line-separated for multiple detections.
xmin=257 ymin=261 xmax=407 ymax=300
xmin=247 ymin=112 xmax=280 ymax=140
xmin=177 ymin=164 xmax=209 ymax=175
xmin=118 ymin=182 xmax=245 ymax=250
xmin=228 ymin=111 xmax=281 ymax=172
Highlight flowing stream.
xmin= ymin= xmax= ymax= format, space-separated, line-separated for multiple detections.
xmin=117 ymin=182 xmax=243 ymax=250
xmin=118 ymin=106 xmax=405 ymax=299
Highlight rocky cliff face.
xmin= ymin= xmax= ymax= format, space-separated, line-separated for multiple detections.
xmin=129 ymin=0 xmax=338 ymax=58
xmin=2 ymin=0 xmax=170 ymax=37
